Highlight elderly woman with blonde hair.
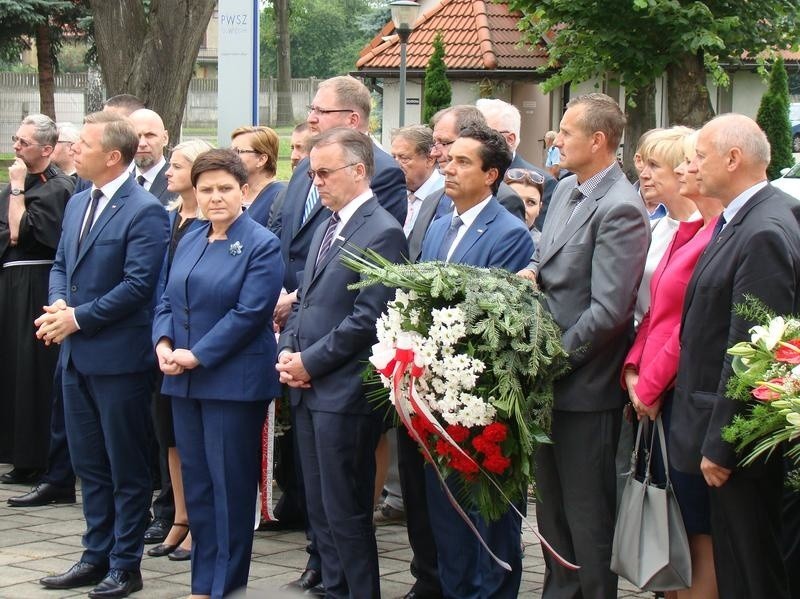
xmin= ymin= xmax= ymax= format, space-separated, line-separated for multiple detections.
xmin=230 ymin=126 xmax=286 ymax=227
xmin=148 ymin=138 xmax=213 ymax=561
xmin=622 ymin=127 xmax=724 ymax=599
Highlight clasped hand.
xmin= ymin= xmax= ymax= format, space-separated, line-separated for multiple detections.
xmin=156 ymin=339 xmax=199 ymax=375
xmin=34 ymin=299 xmax=78 ymax=345
xmin=276 ymin=351 xmax=311 ymax=388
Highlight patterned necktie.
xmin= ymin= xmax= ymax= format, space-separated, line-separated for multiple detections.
xmin=564 ymin=187 xmax=584 ymax=226
xmin=711 ymin=214 xmax=726 ymax=241
xmin=315 ymin=212 xmax=341 ymax=266
xmin=436 ymin=214 xmax=463 ymax=262
xmin=79 ymin=189 xmax=103 ymax=248
xmin=303 ymin=185 xmax=319 ymax=224
xmin=136 ymin=175 xmax=146 ymax=187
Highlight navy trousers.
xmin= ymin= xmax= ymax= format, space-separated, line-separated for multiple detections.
xmin=173 ymin=396 xmax=266 ymax=599
xmin=62 ymin=364 xmax=153 ymax=571
xmin=295 ymin=403 xmax=382 ymax=599
xmin=425 ymin=467 xmax=522 ymax=599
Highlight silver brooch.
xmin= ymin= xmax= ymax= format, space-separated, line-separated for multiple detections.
xmin=229 ymin=241 xmax=243 ymax=256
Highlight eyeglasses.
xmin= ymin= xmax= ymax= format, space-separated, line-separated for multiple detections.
xmin=232 ymin=148 xmax=261 ymax=155
xmin=57 ymin=140 xmax=74 ymax=148
xmin=307 ymin=105 xmax=355 ymax=116
xmin=505 ymin=168 xmax=545 ymax=186
xmin=432 ymin=139 xmax=455 ymax=150
xmin=12 ymin=135 xmax=45 ymax=148
xmin=307 ymin=163 xmax=358 ymax=181
xmin=392 ymin=153 xmax=418 ymax=165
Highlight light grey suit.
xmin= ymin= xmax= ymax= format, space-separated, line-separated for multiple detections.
xmin=531 ymin=163 xmax=650 ymax=598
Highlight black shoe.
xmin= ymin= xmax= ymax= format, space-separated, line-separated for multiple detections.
xmin=0 ymin=468 xmax=42 ymax=484
xmin=40 ymin=561 xmax=107 ymax=589
xmin=402 ymin=585 xmax=443 ymax=599
xmin=285 ymin=568 xmax=322 ymax=591
xmin=88 ymin=568 xmax=143 ymax=598
xmin=7 ymin=482 xmax=76 ymax=507
xmin=167 ymin=546 xmax=191 ymax=561
xmin=143 ymin=518 xmax=171 ymax=544
xmin=304 ymin=583 xmax=326 ymax=597
xmin=146 ymin=523 xmax=189 ymax=557
xmin=257 ymin=518 xmax=305 ymax=532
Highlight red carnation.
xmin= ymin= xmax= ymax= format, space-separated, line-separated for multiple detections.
xmin=481 ymin=422 xmax=508 ymax=443
xmin=472 ymin=435 xmax=494 ymax=455
xmin=446 ymin=424 xmax=471 ymax=443
xmin=451 ymin=452 xmax=479 ymax=475
xmin=775 ymin=340 xmax=800 ymax=364
xmin=483 ymin=453 xmax=511 ymax=474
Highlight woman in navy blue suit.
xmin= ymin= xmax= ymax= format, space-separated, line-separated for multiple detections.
xmin=148 ymin=139 xmax=212 ymax=561
xmin=153 ymin=149 xmax=284 ymax=599
xmin=230 ymin=125 xmax=286 ymax=227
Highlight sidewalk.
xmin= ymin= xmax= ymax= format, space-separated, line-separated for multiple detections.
xmin=0 ymin=466 xmax=649 ymax=598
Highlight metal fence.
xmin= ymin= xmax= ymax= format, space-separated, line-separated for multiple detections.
xmin=0 ymin=72 xmax=320 ymax=153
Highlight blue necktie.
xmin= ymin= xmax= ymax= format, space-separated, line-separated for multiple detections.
xmin=711 ymin=214 xmax=726 ymax=240
xmin=79 ymin=189 xmax=103 ymax=249
xmin=436 ymin=215 xmax=463 ymax=262
xmin=303 ymin=186 xmax=319 ymax=224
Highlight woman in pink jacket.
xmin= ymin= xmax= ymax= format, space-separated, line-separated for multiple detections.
xmin=622 ymin=127 xmax=723 ymax=599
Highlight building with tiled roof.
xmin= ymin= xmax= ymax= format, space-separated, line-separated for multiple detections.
xmin=354 ymin=0 xmax=561 ymax=163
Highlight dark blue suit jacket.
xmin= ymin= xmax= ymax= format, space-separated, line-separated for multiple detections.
xmin=153 ymin=213 xmax=284 ymax=401
xmin=279 ymin=197 xmax=408 ymax=414
xmin=272 ymin=142 xmax=407 ymax=292
xmin=49 ymin=176 xmax=170 ymax=375
xmin=420 ymin=198 xmax=533 ymax=271
xmin=154 ymin=210 xmax=206 ymax=303
xmin=247 ymin=180 xmax=286 ymax=228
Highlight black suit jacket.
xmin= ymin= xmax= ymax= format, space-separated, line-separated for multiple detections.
xmin=671 ymin=184 xmax=800 ymax=473
xmin=273 ymin=141 xmax=407 ymax=292
xmin=146 ymin=161 xmax=178 ymax=207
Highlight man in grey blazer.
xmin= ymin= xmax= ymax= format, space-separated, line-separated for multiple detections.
xmin=520 ymin=93 xmax=650 ymax=598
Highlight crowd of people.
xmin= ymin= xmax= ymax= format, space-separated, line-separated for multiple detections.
xmin=1 ymin=72 xmax=799 ymax=599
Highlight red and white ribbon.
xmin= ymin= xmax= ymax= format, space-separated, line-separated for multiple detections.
xmin=370 ymin=336 xmax=580 ymax=572
xmin=260 ymin=400 xmax=277 ymax=522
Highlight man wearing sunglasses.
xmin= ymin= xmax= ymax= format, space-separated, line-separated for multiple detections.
xmin=1 ymin=114 xmax=74 ymax=489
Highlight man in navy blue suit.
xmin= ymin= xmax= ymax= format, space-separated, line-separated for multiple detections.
xmin=277 ymin=128 xmax=408 ymax=599
xmin=420 ymin=125 xmax=533 ymax=599
xmin=35 ymin=111 xmax=169 ymax=598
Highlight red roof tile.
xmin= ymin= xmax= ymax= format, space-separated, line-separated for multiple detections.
xmin=356 ymin=0 xmax=548 ymax=72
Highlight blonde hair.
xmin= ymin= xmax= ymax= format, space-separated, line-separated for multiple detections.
xmin=167 ymin=138 xmax=214 ymax=216
xmin=640 ymin=126 xmax=695 ymax=169
xmin=231 ymin=126 xmax=280 ymax=175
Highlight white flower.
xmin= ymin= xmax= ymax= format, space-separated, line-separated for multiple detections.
xmin=750 ymin=316 xmax=786 ymax=350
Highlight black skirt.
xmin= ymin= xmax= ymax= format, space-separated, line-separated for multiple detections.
xmin=0 ymin=263 xmax=60 ymax=468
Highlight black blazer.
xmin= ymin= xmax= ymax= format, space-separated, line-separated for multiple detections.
xmin=147 ymin=161 xmax=178 ymax=207
xmin=671 ymin=184 xmax=800 ymax=473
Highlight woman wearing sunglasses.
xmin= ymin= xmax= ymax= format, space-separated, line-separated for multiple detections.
xmin=504 ymin=168 xmax=545 ymax=248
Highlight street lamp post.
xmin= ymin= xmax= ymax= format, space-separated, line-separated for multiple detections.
xmin=390 ymin=1 xmax=421 ymax=128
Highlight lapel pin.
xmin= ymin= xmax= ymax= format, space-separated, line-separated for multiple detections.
xmin=477 ymin=228 xmax=485 ymax=234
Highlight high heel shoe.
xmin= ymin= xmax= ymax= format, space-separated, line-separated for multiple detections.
xmin=146 ymin=522 xmax=189 ymax=557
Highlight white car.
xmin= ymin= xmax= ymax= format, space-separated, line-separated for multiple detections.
xmin=772 ymin=162 xmax=800 ymax=200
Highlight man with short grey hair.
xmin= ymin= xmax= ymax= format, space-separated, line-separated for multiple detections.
xmin=0 ymin=114 xmax=73 ymax=488
xmin=672 ymin=113 xmax=800 ymax=598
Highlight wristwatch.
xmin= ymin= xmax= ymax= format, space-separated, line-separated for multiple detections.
xmin=10 ymin=187 xmax=23 ymax=196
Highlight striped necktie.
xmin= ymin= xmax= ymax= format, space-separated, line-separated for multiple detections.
xmin=315 ymin=212 xmax=341 ymax=266
xmin=303 ymin=185 xmax=319 ymax=224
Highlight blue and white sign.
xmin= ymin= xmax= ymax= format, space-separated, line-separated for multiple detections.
xmin=217 ymin=0 xmax=259 ymax=146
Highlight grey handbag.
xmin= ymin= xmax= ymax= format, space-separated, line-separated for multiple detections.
xmin=611 ymin=416 xmax=692 ymax=591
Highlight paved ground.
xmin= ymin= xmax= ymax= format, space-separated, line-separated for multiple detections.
xmin=0 ymin=465 xmax=649 ymax=598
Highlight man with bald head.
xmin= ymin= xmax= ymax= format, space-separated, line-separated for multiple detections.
xmin=128 ymin=108 xmax=176 ymax=206
xmin=672 ymin=113 xmax=800 ymax=598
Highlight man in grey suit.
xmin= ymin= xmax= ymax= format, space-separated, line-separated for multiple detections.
xmin=129 ymin=109 xmax=176 ymax=207
xmin=520 ymin=93 xmax=650 ymax=598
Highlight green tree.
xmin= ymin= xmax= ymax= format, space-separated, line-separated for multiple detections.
xmin=0 ymin=0 xmax=90 ymax=119
xmin=757 ymin=56 xmax=794 ymax=180
xmin=507 ymin=0 xmax=800 ymax=166
xmin=422 ymin=33 xmax=450 ymax=125
xmin=260 ymin=0 xmax=385 ymax=80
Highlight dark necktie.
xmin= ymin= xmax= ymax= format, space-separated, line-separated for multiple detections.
xmin=136 ymin=175 xmax=146 ymax=187
xmin=315 ymin=212 xmax=341 ymax=266
xmin=436 ymin=214 xmax=463 ymax=262
xmin=711 ymin=214 xmax=726 ymax=241
xmin=79 ymin=189 xmax=103 ymax=248
xmin=564 ymin=187 xmax=584 ymax=226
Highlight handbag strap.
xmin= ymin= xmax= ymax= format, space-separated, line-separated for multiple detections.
xmin=629 ymin=417 xmax=671 ymax=486
xmin=654 ymin=414 xmax=672 ymax=486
